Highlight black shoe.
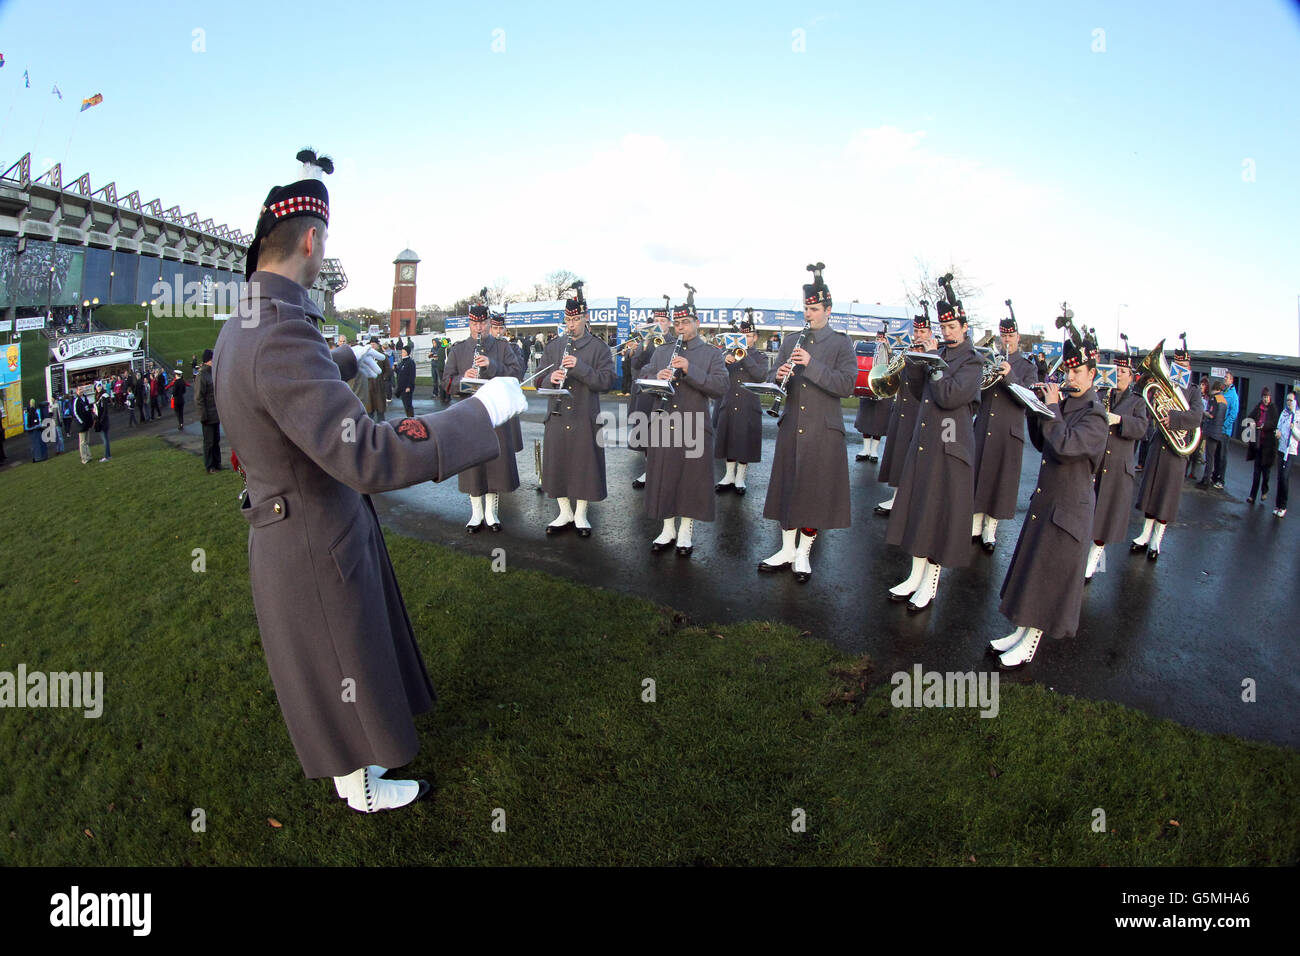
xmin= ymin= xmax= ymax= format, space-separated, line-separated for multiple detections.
xmin=757 ymin=559 xmax=789 ymax=573
xmin=488 ymin=522 xmax=502 ymax=532
xmin=676 ymin=544 xmax=693 ymax=557
xmin=855 ymin=453 xmax=869 ymax=461
xmin=887 ymin=590 xmax=913 ymax=603
xmin=1246 ymin=497 xmax=1255 ymax=505
xmin=873 ymin=505 xmax=891 ymax=517
xmin=1130 ymin=541 xmax=1147 ymax=553
xmin=714 ymin=482 xmax=732 ymax=493
xmin=793 ymin=569 xmax=811 ymax=583
xmin=651 ymin=539 xmax=673 ymax=553
xmin=1147 ymin=547 xmax=1159 ymax=561
xmin=734 ymin=486 xmax=746 ymax=496
xmin=575 ymin=526 xmax=591 ymax=538
xmin=982 ymin=540 xmax=996 ymax=553
xmin=631 ymin=478 xmax=645 ymax=489
xmin=545 ymin=521 xmax=573 ymax=536
xmin=869 ymin=455 xmax=879 ymax=463
xmin=465 ymin=521 xmax=484 ymax=534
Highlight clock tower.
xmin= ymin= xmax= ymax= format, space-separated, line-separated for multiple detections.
xmin=390 ymin=249 xmax=420 ymax=336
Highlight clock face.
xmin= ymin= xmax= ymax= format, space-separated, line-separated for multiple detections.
xmin=400 ymin=265 xmax=415 ymax=281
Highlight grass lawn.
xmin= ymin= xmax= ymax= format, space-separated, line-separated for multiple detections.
xmin=2 ymin=434 xmax=1297 ymax=866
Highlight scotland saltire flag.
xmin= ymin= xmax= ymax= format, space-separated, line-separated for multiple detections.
xmin=1095 ymin=364 xmax=1118 ymax=391
xmin=886 ymin=330 xmax=912 ymax=351
xmin=1170 ymin=363 xmax=1191 ymax=389
xmin=721 ymin=333 xmax=747 ymax=352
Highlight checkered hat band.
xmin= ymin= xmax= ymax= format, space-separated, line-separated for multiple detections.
xmin=804 ymin=291 xmax=828 ymax=305
xmin=268 ymin=196 xmax=329 ymax=221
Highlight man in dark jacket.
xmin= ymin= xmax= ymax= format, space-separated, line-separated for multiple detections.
xmin=73 ymin=385 xmax=95 ymax=464
xmin=171 ymin=369 xmax=189 ymax=430
xmin=395 ymin=344 xmax=417 ymax=417
xmin=1198 ymin=380 xmax=1226 ymax=490
xmin=196 ymin=349 xmax=221 ymax=472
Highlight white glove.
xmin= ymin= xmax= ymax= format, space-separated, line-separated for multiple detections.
xmin=472 ymin=376 xmax=528 ymax=428
xmin=1107 ymin=412 xmax=1121 ymax=426
xmin=930 ymin=370 xmax=944 ymax=382
xmin=351 ymin=345 xmax=382 ymax=379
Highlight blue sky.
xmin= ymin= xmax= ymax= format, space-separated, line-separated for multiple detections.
xmin=1 ymin=0 xmax=1297 ymax=351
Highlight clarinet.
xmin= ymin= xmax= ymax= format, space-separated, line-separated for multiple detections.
xmin=767 ymin=322 xmax=812 ymax=419
xmin=655 ymin=334 xmax=686 ymax=413
xmin=552 ymin=334 xmax=577 ymax=417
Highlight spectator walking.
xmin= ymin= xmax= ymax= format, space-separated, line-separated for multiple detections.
xmin=1219 ymin=371 xmax=1238 ymax=484
xmin=171 ymin=369 xmax=189 ymax=430
xmin=93 ymin=384 xmax=112 ymax=461
xmin=196 ymin=348 xmax=222 ymax=472
xmin=395 ymin=344 xmax=416 ymax=417
xmin=73 ymin=385 xmax=95 ymax=464
xmin=24 ymin=399 xmax=48 ymax=462
xmin=1246 ymin=387 xmax=1279 ymax=505
xmin=150 ymin=370 xmax=163 ymax=420
xmin=1275 ymin=391 xmax=1299 ymax=518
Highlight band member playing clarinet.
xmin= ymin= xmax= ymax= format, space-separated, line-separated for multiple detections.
xmin=991 ymin=325 xmax=1109 ymax=667
xmin=758 ymin=263 xmax=857 ymax=583
xmin=885 ymin=280 xmax=981 ymax=611
xmin=1131 ymin=340 xmax=1202 ymax=560
xmin=644 ymin=300 xmax=729 ymax=555
xmin=971 ymin=306 xmax=1037 ymax=551
xmin=854 ymin=330 xmax=892 ymax=463
xmin=1085 ymin=345 xmax=1148 ymax=581
xmin=629 ymin=304 xmax=674 ymax=489
xmin=541 ymin=283 xmax=615 ymax=537
xmin=714 ymin=312 xmax=765 ymax=493
xmin=875 ymin=309 xmax=934 ymax=516
xmin=444 ymin=300 xmax=524 ymax=532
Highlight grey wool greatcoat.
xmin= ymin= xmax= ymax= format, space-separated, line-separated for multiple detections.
xmin=762 ymin=325 xmax=858 ymax=530
xmin=854 ymin=394 xmax=892 ymax=438
xmin=644 ymin=336 xmax=730 ymax=521
xmin=1091 ymin=386 xmax=1150 ymax=543
xmin=878 ymin=364 xmax=925 ymax=487
xmin=972 ymin=351 xmax=1037 ymax=518
xmin=885 ymin=337 xmax=983 ymax=568
xmin=712 ymin=349 xmax=767 ymax=463
xmin=541 ymin=330 xmax=615 ymax=501
xmin=212 ymin=271 xmax=502 ymax=779
xmin=1135 ymin=381 xmax=1203 ymax=522
xmin=444 ymin=335 xmax=523 ymax=495
xmin=628 ymin=330 xmax=675 ymax=454
xmin=999 ymin=386 xmax=1109 ymax=637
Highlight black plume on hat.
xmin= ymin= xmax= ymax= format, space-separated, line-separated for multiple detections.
xmin=738 ymin=306 xmax=754 ymax=333
xmin=564 ymin=280 xmax=587 ymax=317
xmin=245 ymin=149 xmax=334 ymax=279
xmin=802 ymin=261 xmax=830 ymax=306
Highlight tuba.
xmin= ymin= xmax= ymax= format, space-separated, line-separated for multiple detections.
xmin=867 ymin=337 xmax=906 ymax=400
xmin=974 ymin=330 xmax=1005 ymax=390
xmin=1138 ymin=337 xmax=1201 ymax=456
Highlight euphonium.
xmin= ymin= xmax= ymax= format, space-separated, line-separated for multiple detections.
xmin=973 ymin=330 xmax=1004 ymax=391
xmin=1138 ymin=338 xmax=1201 ymax=457
xmin=867 ymin=337 xmax=906 ymax=400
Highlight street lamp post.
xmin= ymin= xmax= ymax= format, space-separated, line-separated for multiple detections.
xmin=140 ymin=301 xmax=152 ymax=358
xmin=108 ymin=269 xmax=115 ymax=305
xmin=46 ymin=263 xmax=55 ymax=326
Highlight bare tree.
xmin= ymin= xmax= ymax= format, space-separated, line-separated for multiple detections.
xmin=543 ymin=269 xmax=582 ymax=300
xmin=900 ymin=259 xmax=988 ymax=333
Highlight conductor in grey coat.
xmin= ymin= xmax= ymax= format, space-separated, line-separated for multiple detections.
xmin=643 ymin=301 xmax=729 ymax=555
xmin=758 ymin=263 xmax=858 ymax=583
xmin=884 ymin=288 xmax=983 ymax=612
xmin=990 ymin=331 xmax=1109 ymax=668
xmin=213 ymin=151 xmax=526 ymax=813
xmin=1085 ymin=353 xmax=1149 ymax=581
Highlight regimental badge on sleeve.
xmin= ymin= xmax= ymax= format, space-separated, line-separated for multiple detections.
xmin=395 ymin=418 xmax=428 ymax=441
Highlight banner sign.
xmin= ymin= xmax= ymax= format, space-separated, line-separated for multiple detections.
xmin=16 ymin=316 xmax=46 ymax=332
xmin=321 ymin=325 xmax=338 ymax=340
xmin=2 ymin=339 xmax=20 ymax=387
xmin=1210 ymin=366 xmax=1228 ymax=378
xmin=52 ymin=330 xmax=141 ymax=362
xmin=616 ymin=297 xmax=630 ymax=378
xmin=0 ymin=320 xmax=11 ymax=333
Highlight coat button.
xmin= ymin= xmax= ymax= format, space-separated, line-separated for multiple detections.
xmin=1035 ymin=487 xmax=1041 ymax=493
xmin=922 ymin=422 xmax=926 ymax=428
xmin=1031 ymin=514 xmax=1037 ymax=520
xmin=1106 ymin=449 xmax=1111 ymax=454
xmin=273 ymin=502 xmax=282 ymax=514
xmin=799 ymin=428 xmax=804 ymax=434
xmin=918 ymin=445 xmax=924 ymax=451
xmin=800 ymin=405 xmax=805 ymax=410
xmin=987 ymin=431 xmax=992 ymax=436
xmin=1103 ymin=468 xmax=1108 ymax=473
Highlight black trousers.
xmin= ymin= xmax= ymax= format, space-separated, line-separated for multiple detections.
xmin=1249 ymin=453 xmax=1271 ymax=499
xmin=401 ymin=394 xmax=414 ymax=417
xmin=202 ymin=422 xmax=221 ymax=471
xmin=175 ymin=399 xmax=185 ymax=427
xmin=1278 ymin=457 xmax=1292 ymax=511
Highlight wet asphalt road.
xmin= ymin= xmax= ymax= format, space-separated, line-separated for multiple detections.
xmin=371 ymin=395 xmax=1299 ymax=750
